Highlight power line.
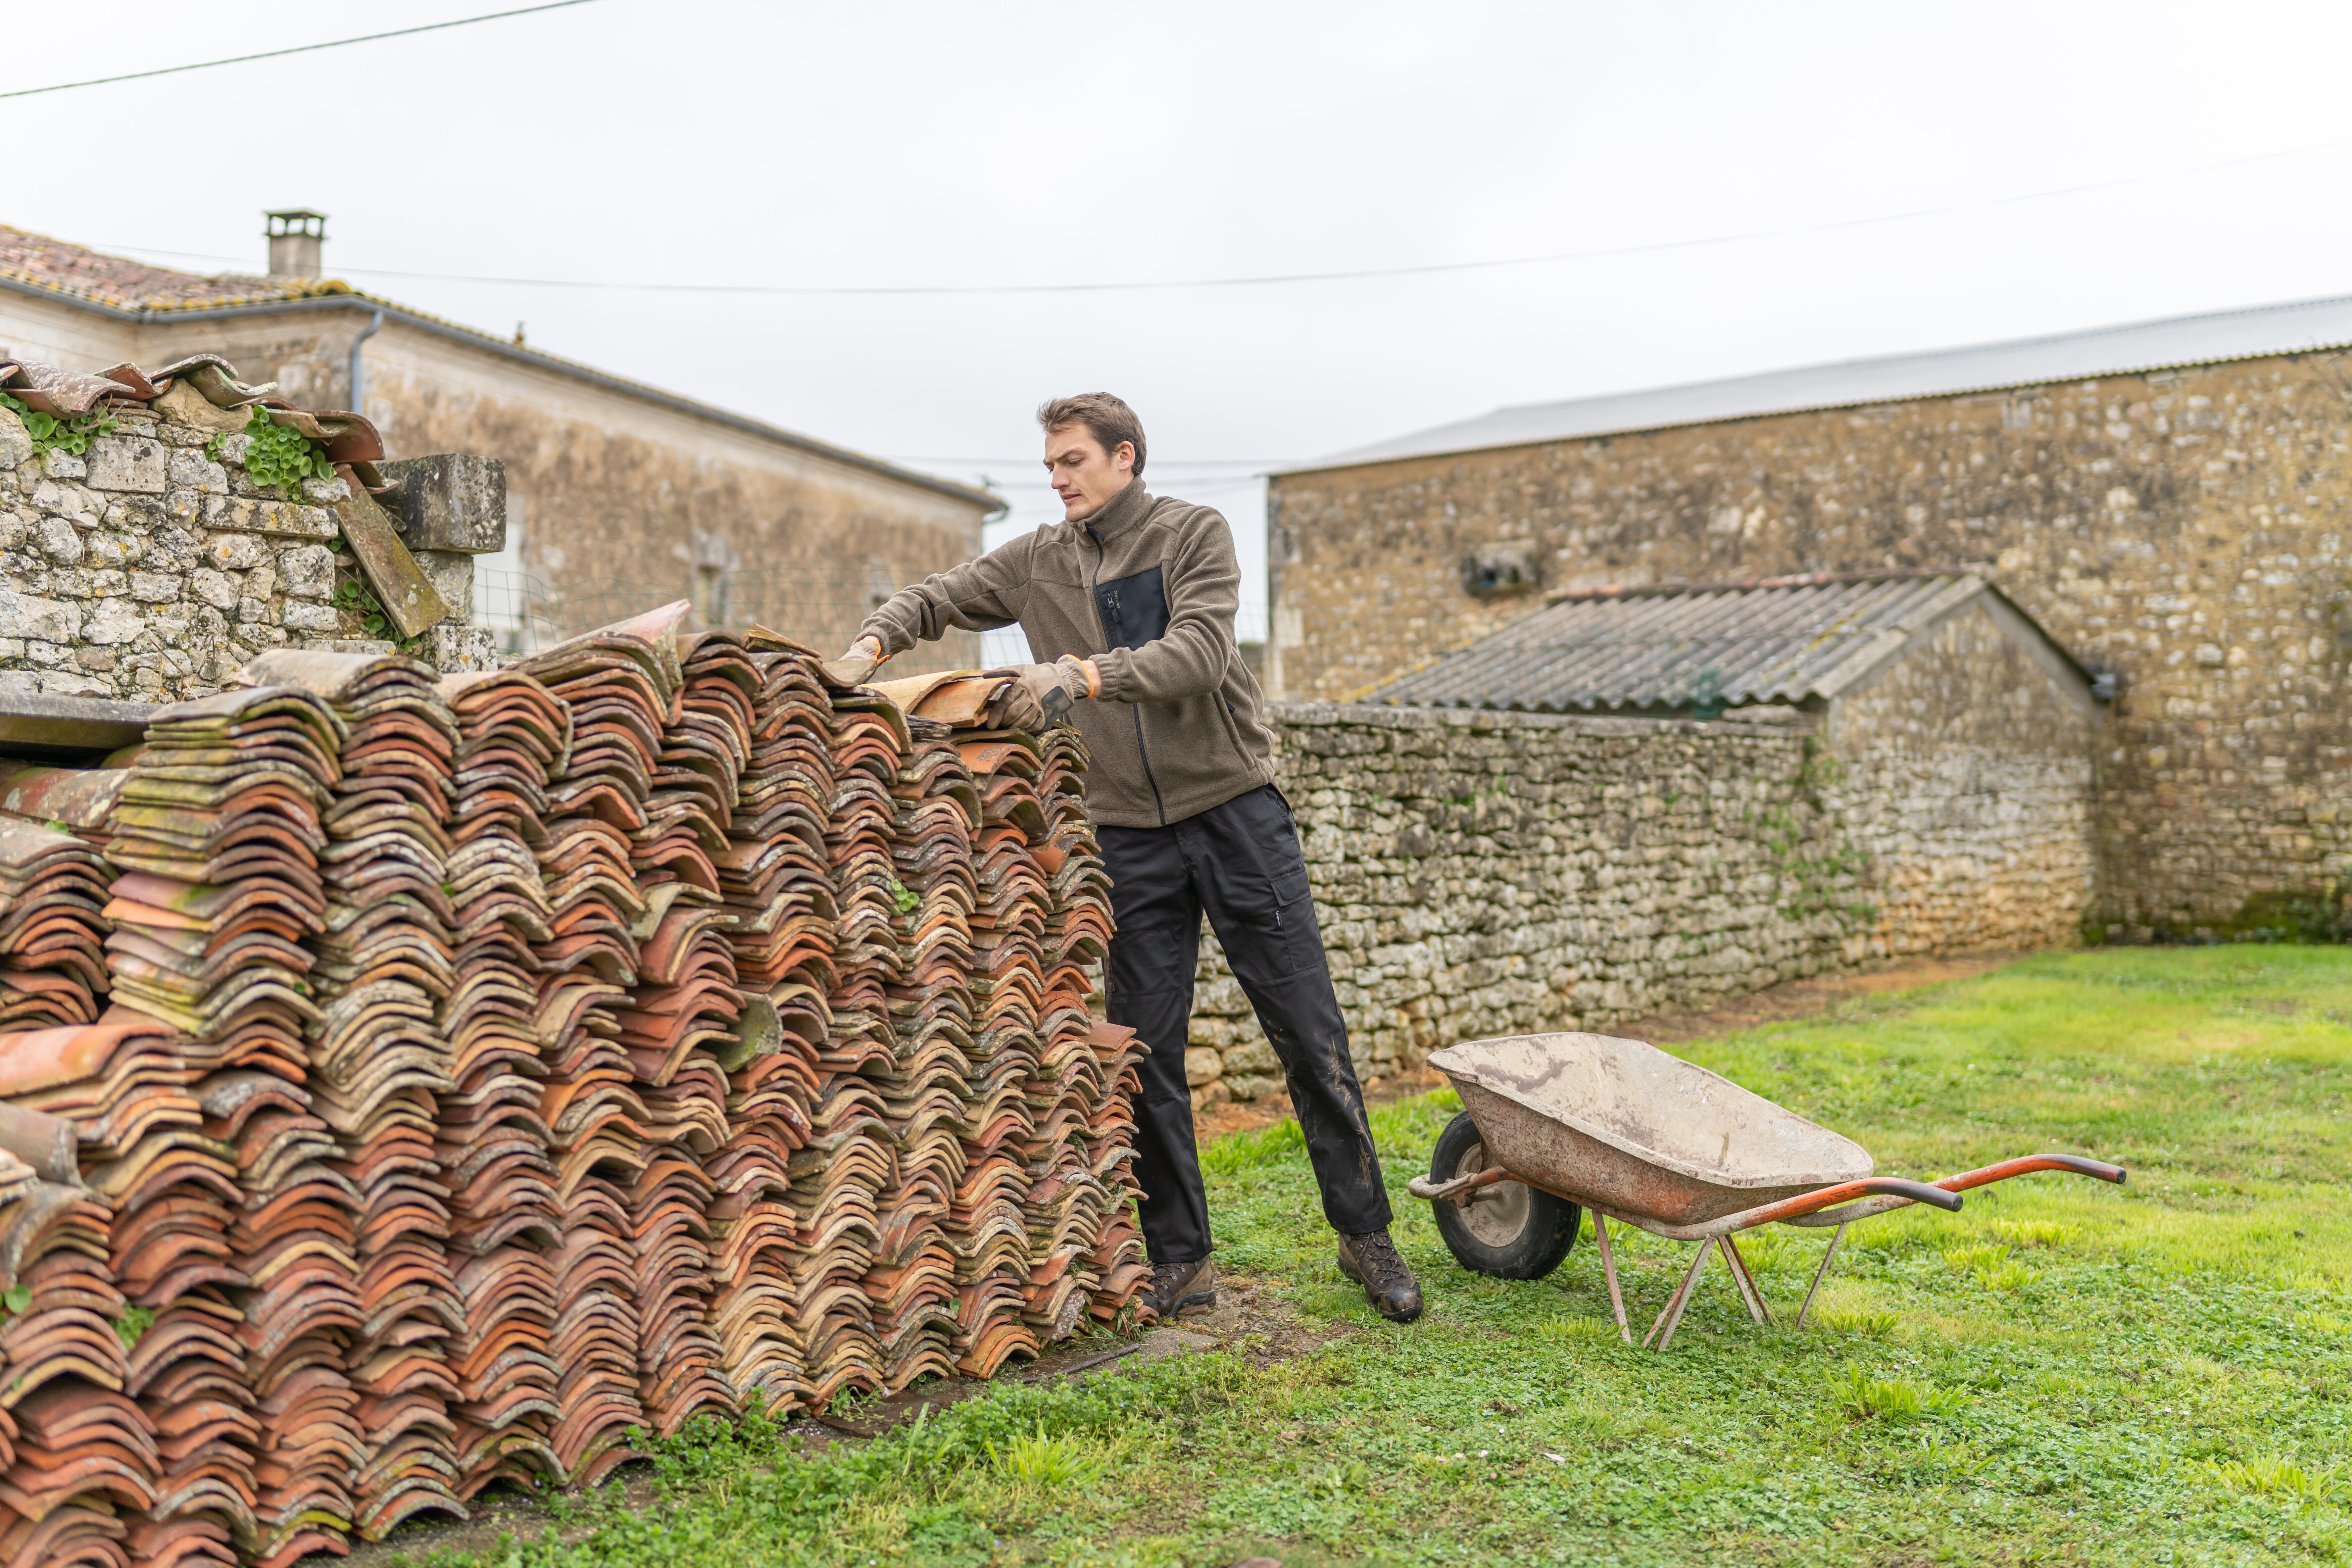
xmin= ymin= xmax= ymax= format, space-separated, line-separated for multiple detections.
xmin=83 ymin=132 xmax=2352 ymax=297
xmin=0 ymin=0 xmax=602 ymax=98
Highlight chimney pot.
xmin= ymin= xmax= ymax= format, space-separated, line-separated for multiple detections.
xmin=264 ymin=208 xmax=327 ymax=278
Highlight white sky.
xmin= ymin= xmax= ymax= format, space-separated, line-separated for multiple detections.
xmin=12 ymin=0 xmax=2352 ymax=654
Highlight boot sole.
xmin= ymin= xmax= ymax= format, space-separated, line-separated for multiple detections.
xmin=1336 ymin=1253 xmax=1425 ymax=1323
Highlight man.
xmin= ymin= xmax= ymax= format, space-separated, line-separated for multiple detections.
xmin=824 ymin=393 xmax=1423 ymax=1324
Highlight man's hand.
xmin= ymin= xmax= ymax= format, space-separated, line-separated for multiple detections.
xmin=994 ymin=656 xmax=1098 ymax=730
xmin=820 ymin=636 xmax=884 ymax=688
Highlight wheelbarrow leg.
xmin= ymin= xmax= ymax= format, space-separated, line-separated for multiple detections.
xmin=1795 ymin=1223 xmax=1847 ymax=1330
xmin=1719 ymin=1233 xmax=1771 ymax=1327
xmin=1642 ymin=1237 xmax=1715 ymax=1351
xmin=1590 ymin=1213 xmax=1631 ymax=1345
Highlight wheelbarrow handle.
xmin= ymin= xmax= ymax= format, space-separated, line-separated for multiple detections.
xmin=1745 ymin=1176 xmax=1963 ymax=1225
xmin=1936 ymin=1153 xmax=2127 ymax=1192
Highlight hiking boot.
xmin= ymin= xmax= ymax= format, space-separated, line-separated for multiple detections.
xmin=1142 ymin=1256 xmax=1217 ymax=1320
xmin=1336 ymin=1229 xmax=1424 ymax=1323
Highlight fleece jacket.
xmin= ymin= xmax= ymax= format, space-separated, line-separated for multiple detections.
xmin=856 ymin=480 xmax=1279 ymax=828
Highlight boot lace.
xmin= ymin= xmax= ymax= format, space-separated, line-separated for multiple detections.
xmin=1347 ymin=1231 xmax=1411 ymax=1291
xmin=1149 ymin=1260 xmax=1199 ymax=1303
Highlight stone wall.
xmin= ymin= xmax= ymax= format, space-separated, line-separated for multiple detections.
xmin=1265 ymin=353 xmax=2352 ymax=934
xmin=0 ymin=402 xmax=395 ymax=701
xmin=1825 ymin=595 xmax=2101 ymax=958
xmin=1182 ymin=697 xmax=2095 ymax=1108
xmin=0 ymin=288 xmax=997 ymax=659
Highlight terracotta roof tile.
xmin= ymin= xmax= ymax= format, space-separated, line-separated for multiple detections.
xmin=0 ymin=226 xmax=356 ymax=313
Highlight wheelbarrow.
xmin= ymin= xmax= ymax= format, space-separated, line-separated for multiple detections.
xmin=1404 ymin=1032 xmax=2126 ymax=1349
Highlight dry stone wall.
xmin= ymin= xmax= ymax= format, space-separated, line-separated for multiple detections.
xmin=1265 ymin=354 xmax=2352 ymax=934
xmin=0 ymin=402 xmax=484 ymax=701
xmin=1183 ymin=701 xmax=2094 ymax=1107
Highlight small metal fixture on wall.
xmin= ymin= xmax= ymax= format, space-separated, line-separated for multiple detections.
xmin=1461 ymin=545 xmax=1541 ymax=598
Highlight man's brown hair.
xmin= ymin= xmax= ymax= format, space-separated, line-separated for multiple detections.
xmin=1037 ymin=392 xmax=1146 ymax=478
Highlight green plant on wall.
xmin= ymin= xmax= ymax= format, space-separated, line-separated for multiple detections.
xmin=331 ymin=574 xmax=422 ymax=655
xmin=0 ymin=390 xmax=116 ymax=458
xmin=1752 ymin=736 xmax=1875 ymax=928
xmin=206 ymin=408 xmax=335 ymax=491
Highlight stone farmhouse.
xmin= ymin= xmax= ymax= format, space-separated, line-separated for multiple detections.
xmin=0 ymin=213 xmax=999 ymax=663
xmin=1263 ymin=296 xmax=2352 ymax=938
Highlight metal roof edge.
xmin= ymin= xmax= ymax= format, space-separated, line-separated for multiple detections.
xmin=1274 ymin=295 xmax=2352 ymax=481
xmin=0 ymin=275 xmax=1003 ymax=519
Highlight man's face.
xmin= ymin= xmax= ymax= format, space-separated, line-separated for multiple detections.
xmin=1044 ymin=424 xmax=1134 ymax=522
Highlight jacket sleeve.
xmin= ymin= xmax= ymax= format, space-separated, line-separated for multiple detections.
xmin=1093 ymin=505 xmax=1238 ymax=703
xmin=857 ymin=533 xmax=1031 ymax=655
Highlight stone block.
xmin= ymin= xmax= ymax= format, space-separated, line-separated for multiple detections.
xmin=282 ymin=602 xmax=343 ymax=634
xmin=165 ymin=449 xmax=229 ymax=495
xmin=34 ymin=516 xmax=81 ymax=564
xmin=278 ymin=546 xmax=337 ymax=600
xmin=248 ymin=501 xmax=338 ymax=540
xmin=84 ymin=599 xmax=146 ymax=646
xmin=1219 ymin=1040 xmax=1278 ymax=1076
xmin=190 ymin=570 xmax=241 ymax=610
xmin=1222 ymin=1074 xmax=1283 ymax=1102
xmin=1182 ymin=1047 xmax=1222 ymax=1087
xmin=205 ymin=534 xmax=269 ymax=571
xmin=420 ymin=623 xmax=500 ymax=674
xmin=85 ymin=436 xmax=167 ymax=494
xmin=414 ymin=550 xmax=475 ymax=620
xmin=0 ymin=591 xmax=80 ymax=643
xmin=377 ymin=454 xmax=506 ymax=552
xmin=0 ymin=410 xmax=29 ymax=471
xmin=39 ymin=672 xmax=114 ymax=698
xmin=130 ymin=573 xmax=181 ymax=604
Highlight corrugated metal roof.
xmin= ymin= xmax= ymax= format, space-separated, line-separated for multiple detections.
xmin=1291 ymin=291 xmax=2352 ymax=473
xmin=1366 ymin=571 xmax=2016 ymax=713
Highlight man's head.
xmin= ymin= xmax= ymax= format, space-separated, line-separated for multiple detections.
xmin=1039 ymin=392 xmax=1145 ymax=522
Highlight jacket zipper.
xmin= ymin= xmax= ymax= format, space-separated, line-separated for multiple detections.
xmin=1089 ymin=523 xmax=1168 ymax=826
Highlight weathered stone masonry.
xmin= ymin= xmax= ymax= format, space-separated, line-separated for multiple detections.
xmin=0 ymin=400 xmax=390 ymax=701
xmin=1184 ymin=693 xmax=2096 ymax=1106
xmin=1266 ymin=354 xmax=2352 ymax=934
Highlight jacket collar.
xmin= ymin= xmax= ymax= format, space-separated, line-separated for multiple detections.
xmin=1078 ymin=479 xmax=1153 ymax=541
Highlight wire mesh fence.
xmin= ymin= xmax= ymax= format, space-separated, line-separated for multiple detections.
xmin=473 ymin=566 xmax=1269 ymax=676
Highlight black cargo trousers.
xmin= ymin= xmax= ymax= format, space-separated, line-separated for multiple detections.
xmin=1098 ymin=782 xmax=1392 ymax=1264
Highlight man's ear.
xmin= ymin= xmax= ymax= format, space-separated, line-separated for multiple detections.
xmin=1115 ymin=441 xmax=1135 ymax=474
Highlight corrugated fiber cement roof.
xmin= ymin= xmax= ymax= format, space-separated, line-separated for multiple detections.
xmin=1366 ymin=572 xmax=1992 ymax=714
xmin=1296 ymin=291 xmax=2352 ymax=472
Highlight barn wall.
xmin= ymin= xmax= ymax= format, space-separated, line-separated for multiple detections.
xmin=1266 ymin=354 xmax=2352 ymax=934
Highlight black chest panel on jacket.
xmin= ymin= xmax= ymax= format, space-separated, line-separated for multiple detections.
xmin=1093 ymin=566 xmax=1169 ymax=652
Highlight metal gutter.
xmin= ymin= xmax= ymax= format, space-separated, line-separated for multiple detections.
xmin=0 ymin=274 xmax=1004 ymax=518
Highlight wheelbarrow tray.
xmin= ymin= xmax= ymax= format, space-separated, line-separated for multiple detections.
xmin=1427 ymin=1032 xmax=1872 ymax=1227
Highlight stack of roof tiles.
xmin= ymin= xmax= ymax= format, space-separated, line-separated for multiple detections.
xmin=102 ymin=686 xmax=357 ymax=1567
xmin=0 ymin=606 xmax=1145 ymax=1565
xmin=431 ymin=669 xmax=571 ymax=1501
xmin=239 ymin=652 xmax=466 ymax=1545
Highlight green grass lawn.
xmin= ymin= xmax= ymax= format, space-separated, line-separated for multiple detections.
xmin=432 ymin=947 xmax=2352 ymax=1567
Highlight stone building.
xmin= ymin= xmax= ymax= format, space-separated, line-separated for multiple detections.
xmin=0 ymin=215 xmax=998 ymax=661
xmin=1179 ymin=572 xmax=2099 ymax=1107
xmin=1265 ymin=295 xmax=2352 ymax=936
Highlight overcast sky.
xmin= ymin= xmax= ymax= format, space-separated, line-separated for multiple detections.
xmin=12 ymin=0 xmax=2352 ymax=647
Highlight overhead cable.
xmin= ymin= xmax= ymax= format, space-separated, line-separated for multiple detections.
xmin=0 ymin=0 xmax=602 ymax=98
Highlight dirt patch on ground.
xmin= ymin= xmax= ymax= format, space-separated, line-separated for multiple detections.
xmin=1192 ymin=953 xmax=2024 ymax=1143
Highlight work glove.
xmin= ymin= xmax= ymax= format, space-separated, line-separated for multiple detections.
xmin=990 ymin=656 xmax=1098 ymax=730
xmin=820 ymin=635 xmax=884 ymax=688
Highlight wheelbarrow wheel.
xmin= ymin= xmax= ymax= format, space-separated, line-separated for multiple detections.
xmin=1428 ymin=1112 xmax=1581 ymax=1280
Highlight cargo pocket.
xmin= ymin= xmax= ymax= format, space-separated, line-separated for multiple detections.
xmin=1268 ymin=861 xmax=1317 ymax=976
